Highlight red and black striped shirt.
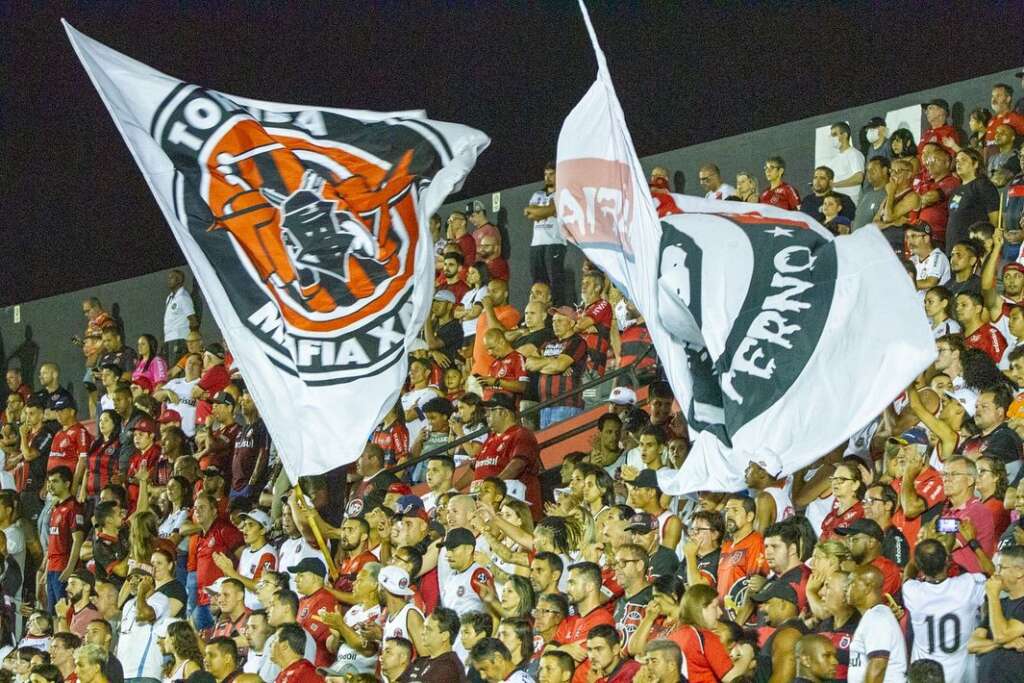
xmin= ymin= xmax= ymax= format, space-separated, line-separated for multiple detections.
xmin=537 ymin=334 xmax=588 ymax=408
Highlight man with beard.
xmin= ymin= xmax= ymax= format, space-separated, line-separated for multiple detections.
xmin=836 ymin=519 xmax=903 ymax=604
xmin=524 ymin=162 xmax=568 ymax=306
xmin=846 ymin=566 xmax=907 ymax=683
xmin=55 ymin=569 xmax=101 ymax=637
xmin=325 ymin=516 xmax=377 ymax=604
xmin=717 ymin=494 xmax=769 ymax=602
xmin=751 ymin=581 xmax=807 ymax=683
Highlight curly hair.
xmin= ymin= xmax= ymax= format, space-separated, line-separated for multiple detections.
xmin=164 ymin=621 xmax=203 ymax=675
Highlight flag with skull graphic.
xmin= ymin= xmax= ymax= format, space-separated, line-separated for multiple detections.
xmin=555 ymin=2 xmax=934 ymax=492
xmin=66 ymin=22 xmax=489 ymax=479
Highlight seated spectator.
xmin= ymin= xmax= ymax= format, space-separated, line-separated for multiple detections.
xmin=759 ymin=156 xmax=801 ymax=210
xmin=853 ymin=156 xmax=889 ymax=232
xmin=967 ymin=107 xmax=993 ymax=151
xmin=828 ymin=121 xmax=866 ymax=203
xmin=477 ymin=234 xmax=509 ymax=282
xmin=698 ymin=163 xmax=735 ymax=201
xmin=800 ymin=167 xmax=855 ymax=221
xmin=908 ymin=224 xmax=950 ymax=294
xmin=957 ymin=291 xmax=1008 ymax=363
xmin=576 ymin=272 xmax=613 ymax=375
xmin=878 ymin=159 xmax=920 ymax=238
xmin=649 ymin=167 xmax=671 ymax=194
xmin=437 ymin=252 xmax=470 ymax=302
xmin=947 ymin=239 xmax=983 ymax=297
xmin=820 ymin=192 xmax=852 ymax=235
xmin=423 ymin=290 xmax=464 ymax=368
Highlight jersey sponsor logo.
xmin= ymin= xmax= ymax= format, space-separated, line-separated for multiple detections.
xmin=154 ymin=88 xmax=442 ymax=385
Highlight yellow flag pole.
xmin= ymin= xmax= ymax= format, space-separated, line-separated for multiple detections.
xmin=293 ymin=485 xmax=338 ymax=580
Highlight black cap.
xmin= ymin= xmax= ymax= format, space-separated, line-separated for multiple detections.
xmin=211 ymin=391 xmax=236 ymax=406
xmin=206 ymin=342 xmax=226 ymax=358
xmin=443 ymin=527 xmax=476 ymax=550
xmin=629 ymin=469 xmax=660 ymax=489
xmin=52 ymin=394 xmax=77 ymax=411
xmin=626 ymin=512 xmax=658 ymax=534
xmin=25 ymin=392 xmax=48 ymax=410
xmin=201 ymin=466 xmax=224 ymax=478
xmin=923 ymin=98 xmax=950 ymax=113
xmin=750 ymin=580 xmax=799 ymax=605
xmin=904 ymin=221 xmax=931 ymax=235
xmin=865 ymin=116 xmax=886 ymax=128
xmin=834 ymin=518 xmax=884 ymax=543
xmin=481 ymin=392 xmax=517 ymax=412
xmin=66 ymin=568 xmax=95 ymax=588
xmin=288 ymin=557 xmax=328 ymax=577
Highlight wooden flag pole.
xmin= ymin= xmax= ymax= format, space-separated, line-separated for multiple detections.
xmin=293 ymin=485 xmax=338 ymax=580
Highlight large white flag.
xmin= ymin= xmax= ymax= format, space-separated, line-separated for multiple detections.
xmin=555 ymin=3 xmax=935 ymax=493
xmin=65 ymin=22 xmax=489 ymax=480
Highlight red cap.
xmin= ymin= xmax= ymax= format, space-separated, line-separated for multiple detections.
xmin=131 ymin=376 xmax=154 ymax=392
xmin=158 ymin=409 xmax=182 ymax=424
xmin=548 ymin=305 xmax=578 ymax=321
xmin=134 ymin=417 xmax=158 ymax=435
xmin=387 ymin=483 xmax=413 ymax=496
xmin=1004 ymin=262 xmax=1024 ymax=276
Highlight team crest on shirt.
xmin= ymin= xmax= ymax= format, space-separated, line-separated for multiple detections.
xmin=154 ymin=87 xmax=447 ymax=385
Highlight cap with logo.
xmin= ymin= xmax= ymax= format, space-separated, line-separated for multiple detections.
xmin=395 ymin=495 xmax=429 ymax=523
xmin=288 ymin=557 xmax=328 ymax=578
xmin=888 ymin=426 xmax=930 ymax=448
xmin=240 ymin=509 xmax=272 ymax=531
xmin=608 ymin=386 xmax=638 ymax=406
xmin=52 ymin=394 xmax=77 ymax=412
xmin=469 ymin=200 xmax=487 ymax=214
xmin=378 ymin=565 xmax=414 ymax=596
xmin=750 ymin=580 xmax=799 ymax=605
xmin=626 ymin=512 xmax=659 ymax=534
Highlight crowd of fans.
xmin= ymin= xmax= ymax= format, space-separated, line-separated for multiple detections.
xmin=2 ymin=77 xmax=1024 ymax=683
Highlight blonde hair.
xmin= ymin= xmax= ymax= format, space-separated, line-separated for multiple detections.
xmin=679 ymin=584 xmax=717 ymax=628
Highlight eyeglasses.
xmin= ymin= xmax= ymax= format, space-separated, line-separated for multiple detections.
xmin=941 ymin=471 xmax=972 ymax=479
xmin=689 ymin=526 xmax=714 ymax=533
xmin=862 ymin=497 xmax=886 ymax=505
xmin=764 ymin=165 xmax=780 ymax=170
xmin=830 ymin=476 xmax=856 ymax=483
xmin=531 ymin=608 xmax=560 ymax=616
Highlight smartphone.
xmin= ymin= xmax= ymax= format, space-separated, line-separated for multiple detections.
xmin=937 ymin=517 xmax=960 ymax=534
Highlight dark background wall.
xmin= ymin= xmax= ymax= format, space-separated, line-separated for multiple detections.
xmin=1 ymin=66 xmax=1018 ymax=413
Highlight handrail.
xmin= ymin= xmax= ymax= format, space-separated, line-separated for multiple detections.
xmin=386 ymin=344 xmax=656 ymax=474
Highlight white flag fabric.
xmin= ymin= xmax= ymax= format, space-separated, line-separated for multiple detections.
xmin=65 ymin=22 xmax=489 ymax=480
xmin=555 ymin=3 xmax=935 ymax=493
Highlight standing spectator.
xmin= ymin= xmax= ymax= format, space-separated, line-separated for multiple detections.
xmin=527 ymin=307 xmax=588 ymax=429
xmin=947 ymin=240 xmax=983 ymax=297
xmin=947 ymin=149 xmax=1001 ymax=252
xmin=479 ymin=330 xmax=528 ymax=402
xmin=438 ymin=253 xmax=471 ymax=302
xmin=576 ymin=272 xmax=613 ymax=376
xmin=862 ymin=485 xmax=909 ymax=567
xmin=750 ymin=581 xmax=805 ymax=683
xmin=819 ymin=462 xmax=865 ymax=540
xmin=716 ymin=495 xmax=768 ymax=601
xmin=292 ymin=557 xmax=339 ymax=667
xmin=919 ymin=99 xmax=961 ymax=159
xmin=864 ymin=117 xmax=891 ymax=160
xmin=446 ymin=211 xmax=476 ymax=267
xmin=734 ymin=171 xmax=759 ymax=203
xmin=956 ymin=292 xmax=1007 ymax=363
xmin=759 ymin=156 xmax=801 ymax=210
xmin=853 ymin=156 xmax=890 ymax=232
xmin=97 ymin=327 xmax=138 ymax=381
xmin=230 ymin=388 xmax=271 ymax=502
xmin=37 ymin=363 xmax=73 ymax=415
xmin=846 ymin=565 xmax=908 ymax=683
xmin=524 ymin=162 xmax=569 ymax=307
xmin=937 ymin=457 xmax=996 ymax=574
xmin=829 ymin=121 xmax=866 ymax=203
xmin=116 ymin=566 xmax=169 ymax=683
xmin=163 ymin=269 xmax=198 ymax=366
xmin=467 ymin=201 xmax=502 ymax=257
xmin=192 ymin=492 xmax=244 ymax=630
xmin=800 ymin=167 xmax=856 ymax=221
xmin=916 ymin=145 xmax=961 ymax=247
xmin=698 ymin=163 xmax=736 ymax=201
xmin=45 ymin=467 xmax=85 ymax=610
xmin=77 ymin=298 xmax=114 ymax=401
xmin=477 ymin=234 xmax=509 ymax=282
xmin=48 ymin=393 xmax=89 ymax=482
xmin=969 ymin=545 xmax=1024 ymax=677
xmin=423 ymin=290 xmax=465 ymax=368
xmin=130 ymin=335 xmax=167 ymax=390
xmin=835 ymin=519 xmax=903 ymax=602
xmin=986 ymin=83 xmax=1024 ymax=142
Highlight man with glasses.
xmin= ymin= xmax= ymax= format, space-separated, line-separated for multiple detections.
xmin=531 ymin=594 xmax=568 ymax=662
xmin=961 ymin=384 xmax=1023 ymax=482
xmin=612 ymin=544 xmax=653 ymax=644
xmin=680 ymin=510 xmax=724 ymax=589
xmin=937 ymin=456 xmax=996 ymax=575
xmin=969 ymin=545 xmax=1024 ymax=677
xmin=759 ymin=156 xmax=801 ymax=210
xmin=698 ymin=162 xmax=735 ymax=201
xmin=862 ymin=485 xmax=909 ymax=568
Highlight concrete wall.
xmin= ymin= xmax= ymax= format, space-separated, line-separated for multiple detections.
xmin=2 ymin=66 xmax=1019 ymax=413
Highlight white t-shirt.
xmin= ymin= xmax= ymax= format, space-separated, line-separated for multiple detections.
xmin=0 ymin=454 xmax=14 ymax=491
xmin=238 ymin=543 xmax=278 ymax=610
xmin=528 ymin=189 xmax=565 ymax=247
xmin=460 ymin=286 xmax=488 ymax=337
xmin=705 ymin=183 xmax=737 ymax=201
xmin=912 ymin=249 xmax=952 ymax=296
xmin=933 ymin=318 xmax=962 ymax=340
xmin=440 ymin=562 xmax=491 ymax=616
xmin=848 ymin=604 xmax=908 ymax=683
xmin=830 ymin=146 xmax=866 ymax=203
xmin=401 ymin=386 xmax=440 ymax=444
xmin=2 ymin=523 xmax=26 ymax=590
xmin=330 ymin=603 xmax=384 ymax=673
xmin=903 ymin=572 xmax=986 ymax=683
xmin=278 ymin=536 xmax=321 ymax=593
xmin=117 ymin=592 xmax=170 ymax=680
xmin=164 ymin=287 xmax=195 ymax=342
xmin=161 ymin=377 xmax=199 ymax=436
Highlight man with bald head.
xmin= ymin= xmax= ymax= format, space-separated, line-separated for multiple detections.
xmin=846 ymin=565 xmax=907 ymax=682
xmin=472 ymin=279 xmax=521 ymax=377
xmin=795 ymin=634 xmax=839 ymax=683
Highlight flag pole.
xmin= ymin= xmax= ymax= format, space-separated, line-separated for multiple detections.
xmin=293 ymin=485 xmax=339 ymax=580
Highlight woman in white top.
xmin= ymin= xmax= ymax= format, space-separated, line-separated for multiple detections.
xmin=453 ymin=263 xmax=489 ymax=341
xmin=156 ymin=476 xmax=194 ymax=585
xmin=161 ymin=620 xmax=203 ymax=683
xmin=924 ymin=286 xmax=962 ymax=339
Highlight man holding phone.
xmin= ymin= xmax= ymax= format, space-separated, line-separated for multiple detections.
xmin=937 ymin=456 xmax=996 ymax=574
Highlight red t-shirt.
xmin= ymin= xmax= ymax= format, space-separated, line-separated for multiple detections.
xmin=297 ymin=588 xmax=340 ymax=667
xmin=275 ymin=658 xmax=325 ymax=683
xmin=582 ymin=299 xmax=613 ymax=372
xmin=920 ymin=124 xmax=961 ymax=158
xmin=48 ymin=497 xmax=84 ymax=571
xmin=485 ymin=257 xmax=510 ymax=282
xmin=438 ymin=277 xmax=470 ymax=302
xmin=819 ymin=500 xmax=865 ymax=541
xmin=965 ymin=323 xmax=1008 ymax=363
xmin=716 ymin=532 xmax=768 ymax=600
xmin=916 ymin=173 xmax=961 ymax=243
xmin=486 ymin=351 xmax=528 ymax=399
xmin=334 ymin=550 xmax=378 ymax=594
xmin=126 ymin=444 xmax=161 ymax=512
xmin=474 ymin=425 xmax=543 ymax=519
xmin=668 ymin=625 xmax=733 ymax=683
xmin=759 ymin=183 xmax=801 ymax=210
xmin=871 ymin=555 xmax=904 ymax=602
xmin=891 ymin=467 xmax=945 ymax=549
xmin=554 ymin=606 xmax=616 ymax=646
xmin=987 ymin=111 xmax=1024 ymax=141
xmin=195 ymin=518 xmax=244 ymax=605
xmin=198 ymin=363 xmax=231 ymax=394
xmin=372 ymin=423 xmax=410 ymax=466
xmin=983 ymin=496 xmax=1012 ymax=539
xmin=48 ymin=423 xmax=90 ymax=472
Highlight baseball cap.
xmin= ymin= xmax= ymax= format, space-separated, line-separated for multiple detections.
xmin=904 ymin=221 xmax=931 ymax=235
xmin=548 ymin=305 xmax=578 ymax=321
xmin=923 ymin=98 xmax=950 ymax=113
xmin=893 ymin=426 xmax=930 ymax=447
xmin=629 ymin=469 xmax=660 ymax=489
xmin=158 ymin=408 xmax=182 ymax=424
xmin=865 ymin=116 xmax=886 ymax=128
xmin=433 ymin=289 xmax=457 ymax=304
xmin=52 ymin=394 xmax=77 ymax=411
xmin=749 ymin=458 xmax=782 ymax=478
xmin=469 ymin=200 xmax=487 ymax=214
xmin=443 ymin=527 xmax=476 ymax=550
xmin=945 ymin=388 xmax=978 ymax=417
xmin=133 ymin=417 xmax=158 ymax=436
xmin=204 ymin=577 xmax=228 ymax=595
xmin=211 ymin=391 xmax=236 ymax=406
xmin=128 ymin=563 xmax=154 ymax=578
xmin=201 ymin=466 xmax=225 ymax=478
xmin=378 ymin=565 xmax=415 ymax=596
xmin=386 ymin=482 xmax=414 ymax=497
xmin=608 ymin=386 xmax=638 ymax=406
xmin=481 ymin=392 xmax=517 ymax=412
xmin=240 ymin=509 xmax=272 ymax=531
xmin=1004 ymin=262 xmax=1024 ymax=276
xmin=626 ymin=512 xmax=659 ymax=534
xmin=505 ymin=479 xmax=528 ymax=503
xmin=395 ymin=495 xmax=429 ymax=523
xmin=66 ymin=569 xmax=95 ymax=588
xmin=131 ymin=376 xmax=154 ymax=393
xmin=205 ymin=342 xmax=226 ymax=359
xmin=834 ymin=518 xmax=884 ymax=543
xmin=288 ymin=557 xmax=328 ymax=578
xmin=750 ymin=580 xmax=799 ymax=606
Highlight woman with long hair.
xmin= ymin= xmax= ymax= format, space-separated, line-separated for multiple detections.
xmin=450 ymin=392 xmax=486 ymax=460
xmin=161 ymin=620 xmax=203 ymax=682
xmin=889 ymin=128 xmax=920 ymax=173
xmin=924 ymin=286 xmax=961 ymax=339
xmin=132 ymin=333 xmax=168 ymax=388
xmin=372 ymin=401 xmax=409 ymax=468
xmin=453 ymin=262 xmax=490 ymax=347
xmin=734 ymin=172 xmax=759 ymax=202
xmin=496 ymin=617 xmax=535 ymax=678
xmin=79 ymin=409 xmax=122 ymax=502
xmin=948 ymin=149 xmax=1000 ymax=250
xmin=152 ymin=548 xmax=187 ymax=619
xmin=128 ymin=509 xmax=172 ymax=566
xmin=977 ymin=455 xmax=1011 ymax=538
xmin=155 ymin=475 xmax=193 ymax=585
xmin=819 ymin=463 xmax=865 ymax=540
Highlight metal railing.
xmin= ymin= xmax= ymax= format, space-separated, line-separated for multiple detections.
xmin=387 ymin=344 xmax=656 ymax=475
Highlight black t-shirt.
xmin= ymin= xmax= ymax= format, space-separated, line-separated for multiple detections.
xmin=755 ymin=618 xmax=808 ymax=683
xmin=24 ymin=421 xmax=59 ymax=493
xmin=435 ymin=319 xmax=465 ymax=362
xmin=800 ymin=192 xmax=856 ymax=221
xmin=676 ymin=548 xmax=721 ymax=587
xmin=978 ymin=595 xmax=1024 ymax=680
xmin=948 ymin=274 xmax=982 ymax=298
xmin=401 ymin=652 xmax=468 ymax=683
xmin=92 ymin=532 xmax=129 ymax=586
xmin=514 ymin=327 xmax=554 ymax=401
xmin=947 ymin=176 xmax=1000 ymax=246
xmin=960 ymin=423 xmax=1023 ymax=467
xmin=614 ymin=584 xmax=653 ymax=645
xmin=44 ymin=386 xmax=75 ymax=411
xmin=650 ymin=545 xmax=679 ymax=578
xmin=883 ymin=526 xmax=910 ymax=567
xmin=157 ymin=579 xmax=189 ymax=618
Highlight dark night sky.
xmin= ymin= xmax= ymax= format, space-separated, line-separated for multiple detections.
xmin=3 ymin=1 xmax=1023 ymax=306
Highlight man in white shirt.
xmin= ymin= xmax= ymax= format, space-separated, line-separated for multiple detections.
xmin=524 ymin=162 xmax=569 ymax=306
xmin=903 ymin=539 xmax=986 ymax=683
xmin=153 ymin=352 xmax=202 ymax=436
xmin=1 ymin=492 xmax=26 ymax=636
xmin=699 ymin=163 xmax=737 ymax=201
xmin=163 ymin=269 xmax=198 ymax=366
xmin=829 ymin=121 xmax=866 ymax=203
xmin=908 ymin=223 xmax=951 ymax=297
xmin=846 ymin=564 xmax=907 ymax=683
xmin=116 ymin=567 xmax=169 ymax=682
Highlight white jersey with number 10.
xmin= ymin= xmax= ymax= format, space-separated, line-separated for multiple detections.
xmin=903 ymin=572 xmax=987 ymax=683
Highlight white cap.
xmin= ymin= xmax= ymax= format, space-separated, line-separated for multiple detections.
xmin=608 ymin=386 xmax=638 ymax=406
xmin=204 ymin=577 xmax=228 ymax=595
xmin=505 ymin=480 xmax=528 ymax=504
xmin=945 ymin=388 xmax=978 ymax=417
xmin=378 ymin=565 xmax=414 ymax=596
xmin=241 ymin=509 xmax=272 ymax=531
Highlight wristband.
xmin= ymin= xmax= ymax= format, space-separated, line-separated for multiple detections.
xmin=968 ymin=539 xmax=981 ymax=552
